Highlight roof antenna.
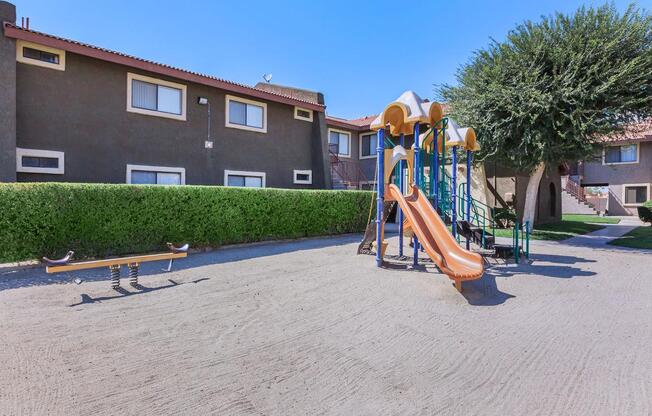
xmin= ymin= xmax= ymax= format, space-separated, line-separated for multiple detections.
xmin=263 ymin=73 xmax=272 ymax=83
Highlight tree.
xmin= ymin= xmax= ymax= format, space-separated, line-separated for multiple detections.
xmin=439 ymin=4 xmax=652 ymax=224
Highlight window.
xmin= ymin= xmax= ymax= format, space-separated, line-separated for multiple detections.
xmin=16 ymin=40 xmax=65 ymax=71
xmin=294 ymin=107 xmax=313 ymax=122
xmin=328 ymin=129 xmax=351 ymax=157
xmin=360 ymin=132 xmax=378 ymax=159
xmin=293 ymin=170 xmax=312 ymax=185
xmin=603 ymin=144 xmax=638 ymax=165
xmin=224 ymin=170 xmax=266 ymax=188
xmin=225 ymin=95 xmax=267 ymax=133
xmin=16 ymin=148 xmax=64 ymax=174
xmin=126 ymin=164 xmax=185 ymax=185
xmin=127 ymin=73 xmax=187 ymax=121
xmin=623 ymin=184 xmax=649 ymax=206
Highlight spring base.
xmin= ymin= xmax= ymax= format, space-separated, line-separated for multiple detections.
xmin=128 ymin=263 xmax=139 ymax=286
xmin=109 ymin=265 xmax=121 ymax=289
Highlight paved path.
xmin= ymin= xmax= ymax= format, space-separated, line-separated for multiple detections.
xmin=563 ymin=216 xmax=643 ymax=248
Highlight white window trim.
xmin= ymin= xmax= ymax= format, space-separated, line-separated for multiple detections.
xmin=224 ymin=169 xmax=267 ymax=188
xmin=328 ymin=128 xmax=352 ymax=158
xmin=126 ymin=164 xmax=186 ymax=185
xmin=359 ymin=131 xmax=378 ymax=160
xmin=16 ymin=148 xmax=65 ymax=174
xmin=602 ymin=143 xmax=639 ymax=166
xmin=126 ymin=73 xmax=187 ymax=121
xmin=293 ymin=169 xmax=313 ymax=185
xmin=622 ymin=183 xmax=650 ymax=207
xmin=294 ymin=106 xmax=314 ymax=122
xmin=225 ymin=95 xmax=268 ymax=133
xmin=16 ymin=40 xmax=66 ymax=71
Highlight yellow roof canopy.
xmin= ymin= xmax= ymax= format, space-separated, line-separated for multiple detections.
xmin=370 ymin=90 xmax=443 ymax=135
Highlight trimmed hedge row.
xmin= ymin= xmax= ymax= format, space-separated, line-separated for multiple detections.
xmin=0 ymin=183 xmax=374 ymax=263
xmin=638 ymin=200 xmax=652 ymax=224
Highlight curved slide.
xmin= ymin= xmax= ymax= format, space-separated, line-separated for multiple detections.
xmin=387 ymin=184 xmax=484 ymax=289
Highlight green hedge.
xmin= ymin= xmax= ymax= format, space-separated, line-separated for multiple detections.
xmin=638 ymin=200 xmax=652 ymax=224
xmin=0 ymin=183 xmax=374 ymax=263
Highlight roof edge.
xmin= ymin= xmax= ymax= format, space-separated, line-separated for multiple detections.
xmin=4 ymin=23 xmax=325 ymax=111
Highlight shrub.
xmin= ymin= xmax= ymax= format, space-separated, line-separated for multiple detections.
xmin=0 ymin=183 xmax=374 ymax=263
xmin=638 ymin=201 xmax=652 ymax=224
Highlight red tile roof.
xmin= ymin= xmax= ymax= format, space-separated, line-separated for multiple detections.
xmin=600 ymin=120 xmax=652 ymax=143
xmin=325 ymin=115 xmax=376 ymax=131
xmin=3 ymin=23 xmax=325 ymax=111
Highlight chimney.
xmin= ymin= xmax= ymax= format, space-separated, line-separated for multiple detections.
xmin=0 ymin=1 xmax=17 ymax=181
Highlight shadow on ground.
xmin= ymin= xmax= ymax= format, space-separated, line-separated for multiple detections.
xmin=0 ymin=234 xmax=361 ymax=291
xmin=68 ymin=278 xmax=209 ymax=307
xmin=460 ymin=274 xmax=515 ymax=306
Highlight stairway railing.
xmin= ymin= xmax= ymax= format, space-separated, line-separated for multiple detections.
xmin=564 ymin=176 xmax=587 ymax=202
xmin=329 ymin=144 xmax=369 ymax=189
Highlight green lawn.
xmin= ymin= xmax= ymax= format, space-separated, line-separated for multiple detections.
xmin=608 ymin=226 xmax=652 ymax=249
xmin=561 ymin=214 xmax=620 ymax=224
xmin=493 ymin=220 xmax=605 ymax=241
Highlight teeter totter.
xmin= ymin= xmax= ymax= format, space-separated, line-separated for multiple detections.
xmin=42 ymin=243 xmax=189 ymax=289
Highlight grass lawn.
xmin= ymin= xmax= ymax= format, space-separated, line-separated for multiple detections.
xmin=561 ymin=214 xmax=620 ymax=224
xmin=608 ymin=226 xmax=652 ymax=249
xmin=493 ymin=220 xmax=605 ymax=241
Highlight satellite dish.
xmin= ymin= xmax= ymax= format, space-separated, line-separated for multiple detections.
xmin=263 ymin=73 xmax=273 ymax=83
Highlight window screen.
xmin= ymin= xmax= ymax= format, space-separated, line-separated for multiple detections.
xmin=21 ymin=156 xmax=59 ymax=169
xmin=23 ymin=47 xmax=60 ymax=64
xmin=132 ymin=80 xmax=181 ymax=114
xmin=625 ymin=186 xmax=647 ymax=204
xmin=361 ymin=133 xmax=378 ymax=157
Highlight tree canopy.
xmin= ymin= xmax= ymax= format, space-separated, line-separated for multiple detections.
xmin=439 ymin=3 xmax=652 ymax=172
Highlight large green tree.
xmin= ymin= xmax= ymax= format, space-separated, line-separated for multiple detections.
xmin=440 ymin=4 xmax=652 ymax=223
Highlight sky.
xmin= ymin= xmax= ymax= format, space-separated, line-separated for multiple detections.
xmin=11 ymin=0 xmax=651 ymax=119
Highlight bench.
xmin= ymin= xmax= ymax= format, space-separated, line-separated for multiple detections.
xmin=43 ymin=243 xmax=189 ymax=289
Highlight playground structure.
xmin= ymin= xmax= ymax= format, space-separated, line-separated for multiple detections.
xmin=366 ymin=91 xmax=530 ymax=290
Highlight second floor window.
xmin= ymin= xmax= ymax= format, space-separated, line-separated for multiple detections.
xmin=328 ymin=129 xmax=351 ymax=157
xmin=127 ymin=73 xmax=187 ymax=121
xmin=360 ymin=133 xmax=378 ymax=158
xmin=604 ymin=144 xmax=638 ymax=164
xmin=132 ymin=80 xmax=182 ymax=115
xmin=226 ymin=95 xmax=267 ymax=132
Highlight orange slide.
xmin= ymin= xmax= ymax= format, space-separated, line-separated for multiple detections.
xmin=386 ymin=184 xmax=484 ymax=290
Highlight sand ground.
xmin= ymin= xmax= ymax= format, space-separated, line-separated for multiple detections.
xmin=1 ymin=223 xmax=651 ymax=415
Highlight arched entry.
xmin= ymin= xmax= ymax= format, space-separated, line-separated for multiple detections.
xmin=549 ymin=182 xmax=557 ymax=218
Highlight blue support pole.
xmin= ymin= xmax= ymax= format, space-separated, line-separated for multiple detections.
xmin=466 ymin=149 xmax=472 ymax=249
xmin=433 ymin=129 xmax=439 ymax=210
xmin=398 ymin=133 xmax=405 ymax=257
xmin=376 ymin=128 xmax=385 ymax=267
xmin=451 ymin=146 xmax=458 ymax=238
xmin=412 ymin=122 xmax=420 ymax=267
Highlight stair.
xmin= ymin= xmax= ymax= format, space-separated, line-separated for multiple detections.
xmin=562 ymin=189 xmax=598 ymax=215
xmin=561 ymin=176 xmax=598 ymax=215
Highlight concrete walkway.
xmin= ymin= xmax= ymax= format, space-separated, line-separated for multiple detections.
xmin=563 ymin=216 xmax=643 ymax=248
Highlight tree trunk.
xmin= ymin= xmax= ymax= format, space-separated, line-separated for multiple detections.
xmin=522 ymin=163 xmax=546 ymax=226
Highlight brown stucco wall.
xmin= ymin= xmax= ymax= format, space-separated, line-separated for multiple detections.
xmin=485 ymin=163 xmax=562 ymax=225
xmin=15 ymin=51 xmax=328 ymax=188
xmin=581 ymin=141 xmax=652 ymax=215
xmin=0 ymin=1 xmax=17 ymax=182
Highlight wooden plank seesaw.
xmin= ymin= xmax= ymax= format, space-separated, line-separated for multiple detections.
xmin=42 ymin=243 xmax=189 ymax=289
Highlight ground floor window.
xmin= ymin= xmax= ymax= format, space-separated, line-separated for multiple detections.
xmin=293 ymin=170 xmax=312 ymax=185
xmin=126 ymin=164 xmax=185 ymax=185
xmin=623 ymin=184 xmax=649 ymax=206
xmin=224 ymin=170 xmax=266 ymax=188
xmin=16 ymin=148 xmax=64 ymax=174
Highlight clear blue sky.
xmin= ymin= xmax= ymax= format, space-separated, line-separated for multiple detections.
xmin=12 ymin=0 xmax=650 ymax=119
